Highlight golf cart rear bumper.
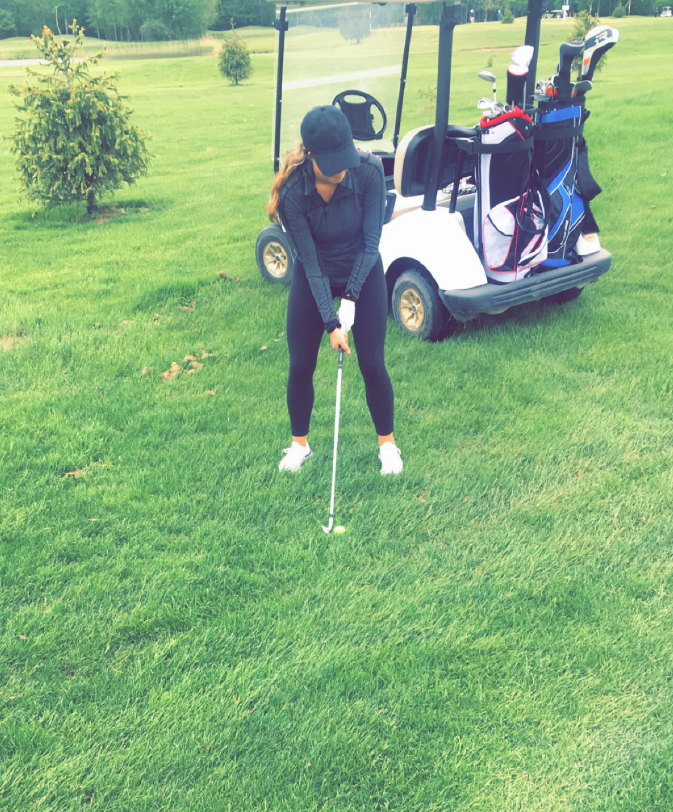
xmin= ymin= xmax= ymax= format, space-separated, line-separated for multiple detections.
xmin=439 ymin=250 xmax=611 ymax=321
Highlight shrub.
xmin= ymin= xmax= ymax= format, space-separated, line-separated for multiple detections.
xmin=218 ymin=23 xmax=252 ymax=86
xmin=7 ymin=23 xmax=152 ymax=214
xmin=612 ymin=3 xmax=626 ymax=17
xmin=501 ymin=7 xmax=515 ymax=23
xmin=140 ymin=20 xmax=172 ymax=41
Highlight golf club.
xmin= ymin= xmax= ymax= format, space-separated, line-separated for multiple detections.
xmin=573 ymin=79 xmax=593 ymax=97
xmin=322 ymin=347 xmax=344 ymax=535
xmin=511 ymin=44 xmax=534 ymax=68
xmin=507 ymin=64 xmax=529 ymax=107
xmin=511 ymin=45 xmax=534 ymax=102
xmin=580 ymin=24 xmax=613 ymax=78
xmin=477 ymin=96 xmax=498 ymax=113
xmin=556 ymin=40 xmax=585 ymax=99
xmin=478 ymin=70 xmax=497 ymax=103
xmin=582 ymin=26 xmax=619 ymax=82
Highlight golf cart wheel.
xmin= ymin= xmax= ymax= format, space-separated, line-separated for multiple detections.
xmin=545 ymin=286 xmax=584 ymax=304
xmin=256 ymin=225 xmax=294 ymax=285
xmin=391 ymin=269 xmax=459 ymax=342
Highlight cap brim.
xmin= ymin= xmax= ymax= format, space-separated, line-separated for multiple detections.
xmin=311 ymin=142 xmax=360 ymax=177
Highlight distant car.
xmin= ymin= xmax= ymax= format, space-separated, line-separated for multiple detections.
xmin=661 ymin=6 xmax=672 ymax=16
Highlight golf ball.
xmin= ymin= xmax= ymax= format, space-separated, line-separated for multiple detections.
xmin=334 ymin=526 xmax=346 ymax=534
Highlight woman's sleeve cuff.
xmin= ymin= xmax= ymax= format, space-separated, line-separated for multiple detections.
xmin=324 ymin=318 xmax=341 ymax=334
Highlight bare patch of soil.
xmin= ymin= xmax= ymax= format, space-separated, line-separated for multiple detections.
xmin=1 ymin=335 xmax=26 ymax=351
xmin=80 ymin=202 xmax=150 ymax=224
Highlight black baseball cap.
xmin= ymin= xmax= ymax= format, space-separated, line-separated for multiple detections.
xmin=301 ymin=106 xmax=360 ymax=177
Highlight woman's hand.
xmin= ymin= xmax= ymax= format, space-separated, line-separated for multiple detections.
xmin=329 ymin=327 xmax=351 ymax=354
xmin=337 ymin=299 xmax=355 ymax=333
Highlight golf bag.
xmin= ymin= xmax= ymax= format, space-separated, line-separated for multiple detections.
xmin=533 ymin=99 xmax=602 ymax=267
xmin=471 ymin=109 xmax=549 ymax=283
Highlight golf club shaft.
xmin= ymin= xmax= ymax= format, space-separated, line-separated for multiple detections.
xmin=326 ymin=348 xmax=344 ymax=531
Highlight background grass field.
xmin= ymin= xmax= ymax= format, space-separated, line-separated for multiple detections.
xmin=1 ymin=15 xmax=672 ymax=811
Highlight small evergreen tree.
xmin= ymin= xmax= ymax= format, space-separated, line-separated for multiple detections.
xmin=339 ymin=8 xmax=372 ymax=44
xmin=7 ymin=22 xmax=152 ymax=214
xmin=218 ymin=22 xmax=252 ymax=86
xmin=612 ymin=3 xmax=626 ymax=17
xmin=501 ymin=5 xmax=515 ymax=23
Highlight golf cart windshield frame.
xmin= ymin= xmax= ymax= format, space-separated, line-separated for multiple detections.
xmin=271 ymin=1 xmax=419 ymax=172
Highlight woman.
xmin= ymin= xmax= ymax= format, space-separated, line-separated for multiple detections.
xmin=266 ymin=105 xmax=403 ymax=475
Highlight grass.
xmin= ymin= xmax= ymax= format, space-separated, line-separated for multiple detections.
xmin=1 ymin=14 xmax=673 ymax=811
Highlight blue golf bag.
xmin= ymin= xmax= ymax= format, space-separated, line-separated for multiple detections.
xmin=533 ymin=99 xmax=602 ymax=267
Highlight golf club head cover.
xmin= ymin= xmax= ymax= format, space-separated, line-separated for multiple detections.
xmin=337 ymin=298 xmax=355 ymax=332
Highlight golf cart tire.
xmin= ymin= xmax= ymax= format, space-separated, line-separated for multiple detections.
xmin=545 ymin=286 xmax=584 ymax=304
xmin=392 ymin=269 xmax=460 ymax=342
xmin=256 ymin=225 xmax=294 ymax=285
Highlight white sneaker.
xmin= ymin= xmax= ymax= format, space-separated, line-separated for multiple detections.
xmin=378 ymin=442 xmax=403 ymax=475
xmin=279 ymin=441 xmax=312 ymax=472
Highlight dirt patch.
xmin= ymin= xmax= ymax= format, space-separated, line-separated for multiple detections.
xmin=80 ymin=202 xmax=150 ymax=224
xmin=1 ymin=335 xmax=26 ymax=351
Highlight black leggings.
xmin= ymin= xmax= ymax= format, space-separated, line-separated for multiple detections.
xmin=287 ymin=257 xmax=394 ymax=437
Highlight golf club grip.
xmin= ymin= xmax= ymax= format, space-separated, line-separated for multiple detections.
xmin=338 ymin=347 xmax=344 ymax=368
xmin=557 ymin=55 xmax=574 ymax=98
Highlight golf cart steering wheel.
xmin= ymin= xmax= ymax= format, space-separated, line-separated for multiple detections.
xmin=332 ymin=91 xmax=387 ymax=141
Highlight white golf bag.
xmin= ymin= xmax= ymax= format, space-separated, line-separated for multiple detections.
xmin=472 ymin=110 xmax=549 ymax=283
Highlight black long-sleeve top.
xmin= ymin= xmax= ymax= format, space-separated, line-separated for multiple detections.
xmin=278 ymin=151 xmax=386 ymax=334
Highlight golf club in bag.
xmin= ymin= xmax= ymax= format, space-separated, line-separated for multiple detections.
xmin=459 ymin=109 xmax=549 ymax=283
xmin=582 ymin=26 xmax=619 ymax=82
xmin=322 ymin=348 xmax=344 ymax=535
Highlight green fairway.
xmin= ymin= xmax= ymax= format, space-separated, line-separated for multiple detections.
xmin=1 ymin=15 xmax=672 ymax=811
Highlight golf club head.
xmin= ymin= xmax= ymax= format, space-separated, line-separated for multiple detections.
xmin=582 ymin=28 xmax=619 ymax=81
xmin=477 ymin=97 xmax=495 ymax=109
xmin=584 ymin=24 xmax=616 ymax=51
xmin=573 ymin=79 xmax=593 ymax=97
xmin=322 ymin=519 xmax=333 ymax=534
xmin=556 ymin=40 xmax=584 ymax=99
xmin=478 ymin=70 xmax=497 ymax=102
xmin=511 ymin=44 xmax=534 ymax=68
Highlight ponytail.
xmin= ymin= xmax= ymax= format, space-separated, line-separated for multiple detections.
xmin=265 ymin=142 xmax=308 ymax=223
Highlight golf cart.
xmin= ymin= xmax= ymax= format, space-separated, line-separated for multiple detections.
xmin=255 ymin=0 xmax=612 ymax=340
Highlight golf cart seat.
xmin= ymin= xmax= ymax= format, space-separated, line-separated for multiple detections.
xmin=332 ymin=90 xmax=387 ymax=141
xmin=393 ymin=125 xmax=477 ymax=198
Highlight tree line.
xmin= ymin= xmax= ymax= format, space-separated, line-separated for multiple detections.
xmin=0 ymin=0 xmax=657 ymax=42
xmin=0 ymin=0 xmax=274 ymax=42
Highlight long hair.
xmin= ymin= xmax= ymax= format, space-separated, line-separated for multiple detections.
xmin=265 ymin=142 xmax=308 ymax=223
